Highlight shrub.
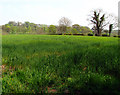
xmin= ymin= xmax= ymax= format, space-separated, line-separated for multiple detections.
xmin=64 ymin=33 xmax=72 ymax=35
xmin=57 ymin=33 xmax=62 ymax=35
xmin=114 ymin=35 xmax=120 ymax=38
xmin=73 ymin=33 xmax=84 ymax=36
xmin=102 ymin=34 xmax=108 ymax=37
xmin=88 ymin=34 xmax=93 ymax=36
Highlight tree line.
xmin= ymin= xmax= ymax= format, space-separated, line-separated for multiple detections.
xmin=2 ymin=20 xmax=92 ymax=35
xmin=2 ymin=9 xmax=118 ymax=36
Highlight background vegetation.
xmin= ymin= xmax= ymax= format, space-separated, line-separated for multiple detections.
xmin=2 ymin=21 xmax=93 ymax=35
xmin=2 ymin=21 xmax=118 ymax=37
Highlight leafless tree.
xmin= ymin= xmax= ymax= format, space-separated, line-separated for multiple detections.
xmin=87 ymin=9 xmax=118 ymax=36
xmin=58 ymin=17 xmax=72 ymax=33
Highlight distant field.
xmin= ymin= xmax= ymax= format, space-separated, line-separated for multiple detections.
xmin=2 ymin=35 xmax=120 ymax=94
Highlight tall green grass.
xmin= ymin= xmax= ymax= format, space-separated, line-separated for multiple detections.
xmin=2 ymin=35 xmax=120 ymax=94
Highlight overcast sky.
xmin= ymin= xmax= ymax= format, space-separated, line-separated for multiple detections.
xmin=0 ymin=0 xmax=119 ymax=27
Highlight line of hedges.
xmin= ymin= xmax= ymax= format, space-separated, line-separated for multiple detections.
xmin=102 ymin=34 xmax=109 ymax=37
xmin=73 ymin=33 xmax=84 ymax=36
xmin=88 ymin=34 xmax=93 ymax=36
xmin=63 ymin=33 xmax=84 ymax=36
xmin=56 ymin=33 xmax=120 ymax=38
xmin=113 ymin=35 xmax=120 ymax=38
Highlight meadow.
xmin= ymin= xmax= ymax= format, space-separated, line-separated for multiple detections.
xmin=2 ymin=35 xmax=120 ymax=94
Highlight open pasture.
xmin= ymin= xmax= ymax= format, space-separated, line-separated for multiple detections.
xmin=2 ymin=35 xmax=120 ymax=94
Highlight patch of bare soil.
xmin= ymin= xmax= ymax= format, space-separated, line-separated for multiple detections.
xmin=47 ymin=87 xmax=57 ymax=93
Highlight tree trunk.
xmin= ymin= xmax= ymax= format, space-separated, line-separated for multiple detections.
xmin=109 ymin=24 xmax=113 ymax=37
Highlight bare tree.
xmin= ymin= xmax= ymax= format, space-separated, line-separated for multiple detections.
xmin=58 ymin=17 xmax=72 ymax=33
xmin=87 ymin=9 xmax=118 ymax=36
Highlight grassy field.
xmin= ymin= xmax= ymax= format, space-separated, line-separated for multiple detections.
xmin=2 ymin=35 xmax=120 ymax=94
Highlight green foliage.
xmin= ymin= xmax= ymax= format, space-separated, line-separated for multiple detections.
xmin=10 ymin=25 xmax=17 ymax=34
xmin=25 ymin=26 xmax=32 ymax=33
xmin=72 ymin=28 xmax=78 ymax=34
xmin=4 ymin=24 xmax=11 ymax=32
xmin=72 ymin=24 xmax=80 ymax=32
xmin=2 ymin=22 xmax=49 ymax=34
xmin=66 ymin=27 xmax=72 ymax=33
xmin=89 ymin=29 xmax=93 ymax=33
xmin=48 ymin=25 xmax=56 ymax=34
xmin=78 ymin=26 xmax=93 ymax=36
xmin=2 ymin=35 xmax=120 ymax=94
xmin=2 ymin=21 xmax=95 ymax=35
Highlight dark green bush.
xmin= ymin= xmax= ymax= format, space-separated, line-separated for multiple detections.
xmin=88 ymin=33 xmax=93 ymax=36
